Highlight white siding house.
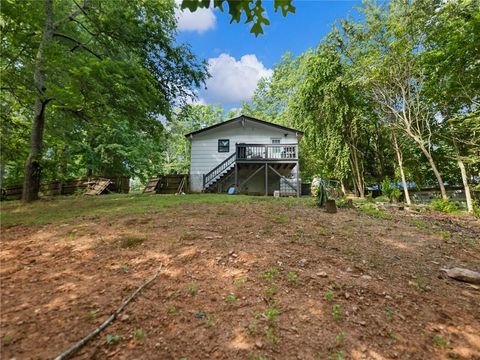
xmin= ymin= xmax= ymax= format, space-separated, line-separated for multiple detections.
xmin=185 ymin=115 xmax=303 ymax=195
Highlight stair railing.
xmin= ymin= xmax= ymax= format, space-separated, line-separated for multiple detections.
xmin=203 ymin=153 xmax=236 ymax=190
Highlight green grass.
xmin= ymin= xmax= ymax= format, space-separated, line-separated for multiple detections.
xmin=1 ymin=194 xmax=308 ymax=227
xmin=358 ymin=204 xmax=390 ymax=219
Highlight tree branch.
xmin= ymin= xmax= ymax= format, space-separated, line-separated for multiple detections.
xmin=53 ymin=32 xmax=102 ymax=59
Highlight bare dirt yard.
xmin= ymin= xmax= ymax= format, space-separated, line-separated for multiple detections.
xmin=1 ymin=194 xmax=479 ymax=360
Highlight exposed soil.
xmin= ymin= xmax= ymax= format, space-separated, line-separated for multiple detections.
xmin=1 ymin=199 xmax=479 ymax=360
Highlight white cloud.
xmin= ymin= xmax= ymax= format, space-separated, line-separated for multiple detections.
xmin=175 ymin=1 xmax=216 ymax=33
xmin=200 ymin=53 xmax=273 ymax=104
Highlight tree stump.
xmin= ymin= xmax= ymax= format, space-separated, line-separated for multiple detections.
xmin=325 ymin=199 xmax=337 ymax=213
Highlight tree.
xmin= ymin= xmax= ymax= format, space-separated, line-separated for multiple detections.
xmin=1 ymin=0 xmax=207 ymax=201
xmin=180 ymin=0 xmax=296 ymax=36
xmin=164 ymin=104 xmax=224 ymax=174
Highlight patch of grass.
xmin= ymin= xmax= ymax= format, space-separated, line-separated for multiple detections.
xmin=263 ymin=306 xmax=280 ymax=322
xmin=187 ymin=282 xmax=197 ymax=296
xmin=332 ymin=304 xmax=342 ymax=321
xmin=88 ymin=309 xmax=98 ymax=319
xmin=433 ymin=334 xmax=448 ymax=349
xmin=335 ymin=331 xmax=345 ymax=346
xmin=205 ymin=313 xmax=214 ymax=327
xmin=324 ymin=290 xmax=334 ymax=302
xmin=265 ymin=326 xmax=278 ymax=345
xmin=409 ymin=218 xmax=430 ymax=229
xmin=328 ymin=351 xmax=344 ymax=360
xmin=132 ymin=328 xmax=145 ymax=342
xmin=358 ymin=204 xmax=390 ymax=219
xmin=0 ymin=194 xmax=276 ymax=228
xmin=2 ymin=334 xmax=14 ymax=345
xmin=105 ymin=334 xmax=121 ymax=345
xmin=385 ymin=307 xmax=395 ymax=320
xmin=225 ymin=293 xmax=237 ymax=303
xmin=440 ymin=231 xmax=451 ymax=240
xmin=260 ymin=267 xmax=278 ymax=283
xmin=264 ymin=284 xmax=277 ymax=302
xmin=273 ymin=214 xmax=289 ymax=224
xmin=286 ymin=271 xmax=299 ymax=285
xmin=165 ymin=305 xmax=178 ymax=314
xmin=120 ymin=237 xmax=144 ymax=248
xmin=248 ymin=355 xmax=267 ymax=360
xmin=233 ymin=276 xmax=247 ymax=286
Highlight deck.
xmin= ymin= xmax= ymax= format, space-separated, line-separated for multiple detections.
xmin=235 ymin=144 xmax=298 ymax=162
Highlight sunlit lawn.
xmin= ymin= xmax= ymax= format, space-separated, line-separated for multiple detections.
xmin=0 ymin=193 xmax=310 ymax=228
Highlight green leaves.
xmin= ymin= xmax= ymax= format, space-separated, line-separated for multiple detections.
xmin=180 ymin=0 xmax=295 ymax=36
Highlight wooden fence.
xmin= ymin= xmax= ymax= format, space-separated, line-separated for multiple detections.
xmin=143 ymin=174 xmax=189 ymax=194
xmin=2 ymin=176 xmax=130 ymax=200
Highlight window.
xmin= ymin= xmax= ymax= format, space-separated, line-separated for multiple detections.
xmin=218 ymin=139 xmax=230 ymax=152
xmin=271 ymin=138 xmax=281 ymax=158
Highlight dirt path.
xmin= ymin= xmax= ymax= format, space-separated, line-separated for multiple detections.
xmin=1 ymin=200 xmax=479 ymax=359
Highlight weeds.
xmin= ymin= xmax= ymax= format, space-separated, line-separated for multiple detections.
xmin=132 ymin=328 xmax=145 ymax=342
xmin=287 ymin=271 xmax=299 ymax=285
xmin=273 ymin=214 xmax=289 ymax=224
xmin=260 ymin=267 xmax=278 ymax=283
xmin=409 ymin=218 xmax=429 ymax=229
xmin=335 ymin=331 xmax=345 ymax=346
xmin=205 ymin=314 xmax=214 ymax=327
xmin=248 ymin=355 xmax=267 ymax=360
xmin=359 ymin=204 xmax=390 ymax=219
xmin=433 ymin=334 xmax=448 ymax=349
xmin=265 ymin=327 xmax=278 ymax=345
xmin=88 ymin=309 xmax=98 ymax=319
xmin=324 ymin=290 xmax=334 ymax=302
xmin=430 ymin=199 xmax=459 ymax=214
xmin=263 ymin=307 xmax=280 ymax=322
xmin=385 ymin=307 xmax=395 ymax=320
xmin=332 ymin=304 xmax=342 ymax=321
xmin=264 ymin=284 xmax=277 ymax=302
xmin=225 ymin=293 xmax=237 ymax=303
xmin=233 ymin=276 xmax=247 ymax=286
xmin=187 ymin=282 xmax=197 ymax=296
xmin=2 ymin=334 xmax=13 ymax=345
xmin=105 ymin=334 xmax=121 ymax=345
xmin=165 ymin=305 xmax=178 ymax=314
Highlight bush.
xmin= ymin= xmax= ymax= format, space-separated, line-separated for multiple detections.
xmin=430 ymin=199 xmax=459 ymax=213
xmin=381 ymin=178 xmax=401 ymax=203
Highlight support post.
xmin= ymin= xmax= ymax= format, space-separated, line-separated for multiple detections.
xmin=296 ymin=164 xmax=300 ymax=197
xmin=265 ymin=162 xmax=268 ymax=196
xmin=235 ymin=163 xmax=238 ymax=188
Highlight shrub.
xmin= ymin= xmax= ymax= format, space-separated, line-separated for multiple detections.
xmin=381 ymin=179 xmax=401 ymax=202
xmin=430 ymin=199 xmax=459 ymax=213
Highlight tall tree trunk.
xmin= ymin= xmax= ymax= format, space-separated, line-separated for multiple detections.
xmin=392 ymin=132 xmax=411 ymax=205
xmin=450 ymin=131 xmax=473 ymax=213
xmin=417 ymin=141 xmax=448 ymax=200
xmin=405 ymin=129 xmax=448 ymax=200
xmin=340 ymin=179 xmax=346 ymax=196
xmin=349 ymin=146 xmax=364 ymax=197
xmin=22 ymin=0 xmax=54 ymax=202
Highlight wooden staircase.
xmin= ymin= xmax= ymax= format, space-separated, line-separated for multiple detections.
xmin=203 ymin=153 xmax=236 ymax=192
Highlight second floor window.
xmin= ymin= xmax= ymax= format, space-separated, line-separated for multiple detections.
xmin=218 ymin=139 xmax=230 ymax=152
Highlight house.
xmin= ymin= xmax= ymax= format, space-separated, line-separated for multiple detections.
xmin=185 ymin=115 xmax=303 ymax=196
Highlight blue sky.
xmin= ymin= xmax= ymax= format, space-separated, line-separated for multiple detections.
xmin=175 ymin=1 xmax=362 ymax=109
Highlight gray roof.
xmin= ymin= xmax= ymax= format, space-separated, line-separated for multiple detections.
xmin=184 ymin=115 xmax=304 ymax=138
